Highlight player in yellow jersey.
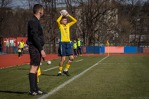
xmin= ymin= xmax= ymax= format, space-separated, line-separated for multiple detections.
xmin=57 ymin=11 xmax=77 ymax=76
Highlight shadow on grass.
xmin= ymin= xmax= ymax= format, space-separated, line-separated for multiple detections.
xmin=42 ymin=73 xmax=61 ymax=76
xmin=0 ymin=90 xmax=28 ymax=94
xmin=17 ymin=68 xmax=28 ymax=71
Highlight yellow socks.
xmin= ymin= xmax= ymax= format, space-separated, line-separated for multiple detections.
xmin=64 ymin=64 xmax=70 ymax=71
xmin=58 ymin=64 xmax=70 ymax=73
xmin=58 ymin=66 xmax=63 ymax=73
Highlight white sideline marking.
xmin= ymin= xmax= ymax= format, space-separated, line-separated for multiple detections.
xmin=75 ymin=59 xmax=84 ymax=62
xmin=43 ymin=66 xmax=59 ymax=72
xmin=99 ymin=63 xmax=140 ymax=64
xmin=38 ymin=56 xmax=109 ymax=99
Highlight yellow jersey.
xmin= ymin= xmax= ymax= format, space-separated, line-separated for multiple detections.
xmin=77 ymin=40 xmax=81 ymax=47
xmin=73 ymin=42 xmax=77 ymax=49
xmin=19 ymin=42 xmax=24 ymax=48
xmin=57 ymin=15 xmax=77 ymax=42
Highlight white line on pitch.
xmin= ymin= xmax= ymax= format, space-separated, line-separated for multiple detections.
xmin=99 ymin=63 xmax=140 ymax=64
xmin=75 ymin=59 xmax=84 ymax=62
xmin=43 ymin=66 xmax=59 ymax=72
xmin=38 ymin=56 xmax=109 ymax=99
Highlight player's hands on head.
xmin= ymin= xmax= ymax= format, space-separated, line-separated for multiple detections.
xmin=60 ymin=11 xmax=63 ymax=16
xmin=41 ymin=50 xmax=46 ymax=58
xmin=66 ymin=13 xmax=70 ymax=17
xmin=60 ymin=9 xmax=69 ymax=17
xmin=63 ymin=13 xmax=69 ymax=17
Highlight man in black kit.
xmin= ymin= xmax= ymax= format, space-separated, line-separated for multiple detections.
xmin=27 ymin=4 xmax=46 ymax=96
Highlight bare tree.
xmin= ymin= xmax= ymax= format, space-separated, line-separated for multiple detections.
xmin=0 ymin=0 xmax=12 ymax=8
xmin=68 ymin=0 xmax=118 ymax=45
xmin=116 ymin=0 xmax=145 ymax=46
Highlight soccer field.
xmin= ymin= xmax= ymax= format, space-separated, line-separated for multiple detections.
xmin=0 ymin=55 xmax=149 ymax=99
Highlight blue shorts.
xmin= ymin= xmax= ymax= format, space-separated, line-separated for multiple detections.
xmin=58 ymin=42 xmax=73 ymax=56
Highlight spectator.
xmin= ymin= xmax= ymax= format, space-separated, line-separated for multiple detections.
xmin=73 ymin=40 xmax=78 ymax=57
xmin=77 ymin=38 xmax=82 ymax=56
xmin=19 ymin=39 xmax=24 ymax=55
xmin=18 ymin=48 xmax=22 ymax=59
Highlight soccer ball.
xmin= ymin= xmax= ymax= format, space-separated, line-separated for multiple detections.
xmin=40 ymin=63 xmax=42 ymax=66
xmin=60 ymin=10 xmax=68 ymax=16
xmin=47 ymin=61 xmax=51 ymax=65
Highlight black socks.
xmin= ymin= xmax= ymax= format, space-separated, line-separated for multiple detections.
xmin=29 ymin=73 xmax=37 ymax=92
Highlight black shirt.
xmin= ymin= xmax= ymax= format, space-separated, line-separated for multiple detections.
xmin=27 ymin=15 xmax=45 ymax=51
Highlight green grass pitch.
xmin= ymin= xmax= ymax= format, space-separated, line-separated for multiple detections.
xmin=0 ymin=56 xmax=149 ymax=99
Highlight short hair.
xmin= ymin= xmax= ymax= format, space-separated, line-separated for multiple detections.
xmin=33 ymin=4 xmax=43 ymax=14
xmin=61 ymin=16 xmax=67 ymax=20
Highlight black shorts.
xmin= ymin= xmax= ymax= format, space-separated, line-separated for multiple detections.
xmin=29 ymin=45 xmax=41 ymax=66
xmin=21 ymin=48 xmax=24 ymax=51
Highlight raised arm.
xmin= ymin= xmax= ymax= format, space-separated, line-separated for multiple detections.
xmin=56 ymin=15 xmax=63 ymax=26
xmin=68 ymin=15 xmax=77 ymax=27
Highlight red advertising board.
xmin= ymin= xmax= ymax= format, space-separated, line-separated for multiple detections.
xmin=105 ymin=46 xmax=124 ymax=53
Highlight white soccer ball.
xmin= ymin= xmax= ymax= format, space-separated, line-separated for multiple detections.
xmin=40 ymin=63 xmax=42 ymax=66
xmin=47 ymin=61 xmax=51 ymax=65
xmin=60 ymin=9 xmax=68 ymax=16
